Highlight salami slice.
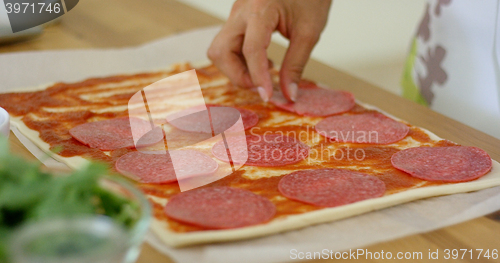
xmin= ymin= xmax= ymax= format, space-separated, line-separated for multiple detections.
xmin=115 ymin=149 xmax=218 ymax=184
xmin=391 ymin=146 xmax=492 ymax=182
xmin=164 ymin=186 xmax=276 ymax=229
xmin=315 ymin=112 xmax=410 ymax=144
xmin=270 ymin=81 xmax=355 ymax=116
xmin=167 ymin=104 xmax=258 ymax=133
xmin=211 ymin=134 xmax=310 ymax=167
xmin=278 ymin=169 xmax=386 ymax=207
xmin=69 ymin=117 xmax=164 ymax=150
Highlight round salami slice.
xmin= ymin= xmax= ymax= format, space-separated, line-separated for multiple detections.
xmin=230 ymin=106 xmax=259 ymax=130
xmin=315 ymin=112 xmax=410 ymax=144
xmin=391 ymin=146 xmax=492 ymax=182
xmin=164 ymin=186 xmax=276 ymax=229
xmin=167 ymin=104 xmax=258 ymax=133
xmin=270 ymin=82 xmax=355 ymax=116
xmin=278 ymin=169 xmax=386 ymax=207
xmin=69 ymin=117 xmax=164 ymax=150
xmin=116 ymin=149 xmax=218 ymax=184
xmin=212 ymin=134 xmax=310 ymax=167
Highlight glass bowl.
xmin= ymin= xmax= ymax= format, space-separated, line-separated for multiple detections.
xmin=100 ymin=176 xmax=152 ymax=262
xmin=9 ymin=176 xmax=151 ymax=263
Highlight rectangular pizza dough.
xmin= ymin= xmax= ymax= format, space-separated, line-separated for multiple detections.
xmin=6 ymin=61 xmax=500 ymax=247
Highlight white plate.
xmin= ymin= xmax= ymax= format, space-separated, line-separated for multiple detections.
xmin=0 ymin=107 xmax=10 ymax=138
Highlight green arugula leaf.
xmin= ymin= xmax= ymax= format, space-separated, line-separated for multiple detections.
xmin=0 ymin=137 xmax=142 ymax=262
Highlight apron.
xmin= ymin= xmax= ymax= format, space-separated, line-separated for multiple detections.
xmin=401 ymin=0 xmax=500 ymax=139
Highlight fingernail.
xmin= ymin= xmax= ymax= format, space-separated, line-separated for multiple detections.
xmin=289 ymin=82 xmax=298 ymax=102
xmin=257 ymin=87 xmax=268 ymax=102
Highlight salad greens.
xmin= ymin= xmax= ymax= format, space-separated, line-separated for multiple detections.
xmin=0 ymin=137 xmax=141 ymax=261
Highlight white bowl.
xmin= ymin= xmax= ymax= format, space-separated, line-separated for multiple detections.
xmin=0 ymin=107 xmax=10 ymax=138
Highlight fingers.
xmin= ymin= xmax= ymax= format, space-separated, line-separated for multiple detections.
xmin=208 ymin=0 xmax=330 ymax=104
xmin=279 ymin=31 xmax=320 ymax=102
xmin=208 ymin=22 xmax=253 ymax=89
xmin=242 ymin=14 xmax=278 ymax=102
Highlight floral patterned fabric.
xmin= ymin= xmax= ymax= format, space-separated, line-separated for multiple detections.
xmin=401 ymin=0 xmax=500 ymax=139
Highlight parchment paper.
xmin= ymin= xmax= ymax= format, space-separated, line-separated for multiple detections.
xmin=1 ymin=26 xmax=500 ymax=263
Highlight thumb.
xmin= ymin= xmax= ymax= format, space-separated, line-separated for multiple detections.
xmin=279 ymin=32 xmax=319 ymax=102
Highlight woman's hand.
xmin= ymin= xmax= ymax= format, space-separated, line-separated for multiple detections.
xmin=207 ymin=0 xmax=332 ymax=102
